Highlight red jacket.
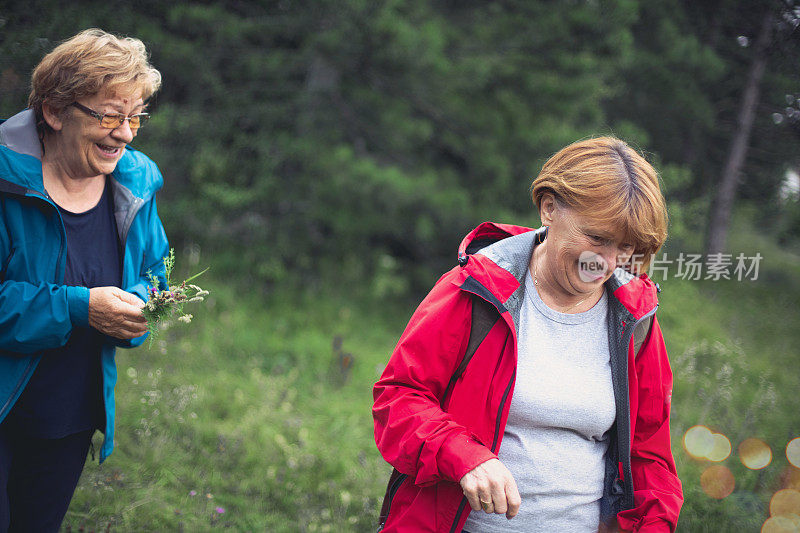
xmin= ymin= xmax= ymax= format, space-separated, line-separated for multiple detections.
xmin=373 ymin=223 xmax=683 ymax=532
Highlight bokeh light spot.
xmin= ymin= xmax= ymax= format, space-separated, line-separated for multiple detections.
xmin=701 ymin=465 xmax=735 ymax=499
xmin=787 ymin=438 xmax=800 ymax=469
xmin=707 ymin=433 xmax=732 ymax=462
xmin=761 ymin=514 xmax=800 ymax=533
xmin=740 ymin=438 xmax=773 ymax=470
xmin=781 ymin=467 xmax=800 ymax=491
xmin=684 ymin=425 xmax=714 ymax=459
xmin=771 ymin=489 xmax=800 ymax=518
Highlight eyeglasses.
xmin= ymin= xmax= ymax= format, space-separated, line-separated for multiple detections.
xmin=70 ymin=102 xmax=150 ymax=130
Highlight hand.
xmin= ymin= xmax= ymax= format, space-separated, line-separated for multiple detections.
xmin=88 ymin=287 xmax=147 ymax=339
xmin=459 ymin=458 xmax=521 ymax=519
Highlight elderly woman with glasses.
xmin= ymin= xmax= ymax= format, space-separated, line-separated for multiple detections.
xmin=0 ymin=29 xmax=168 ymax=530
xmin=374 ymin=138 xmax=683 ymax=532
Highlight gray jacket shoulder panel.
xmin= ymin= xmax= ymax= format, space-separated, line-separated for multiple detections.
xmin=0 ymin=110 xmax=42 ymax=160
xmin=478 ymin=228 xmax=545 ymax=285
xmin=475 ymin=228 xmax=544 ymax=336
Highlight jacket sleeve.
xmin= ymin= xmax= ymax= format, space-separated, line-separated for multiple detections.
xmin=0 ymin=281 xmax=89 ymax=354
xmin=114 ymin=195 xmax=169 ymax=349
xmin=617 ymin=316 xmax=683 ymax=532
xmin=372 ymin=271 xmax=497 ymax=487
xmin=0 ymin=205 xmax=89 ymax=354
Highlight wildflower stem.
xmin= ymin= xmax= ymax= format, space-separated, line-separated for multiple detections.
xmin=183 ymin=267 xmax=210 ymax=285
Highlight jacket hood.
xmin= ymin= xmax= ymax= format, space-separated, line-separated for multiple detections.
xmin=0 ymin=109 xmax=163 ymax=201
xmin=458 ymin=221 xmax=659 ymax=320
xmin=457 ymin=221 xmax=533 ymax=258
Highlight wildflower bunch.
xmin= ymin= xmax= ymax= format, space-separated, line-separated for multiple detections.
xmin=143 ymin=249 xmax=209 ymax=347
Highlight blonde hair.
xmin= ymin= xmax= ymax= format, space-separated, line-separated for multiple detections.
xmin=28 ymin=28 xmax=161 ymax=135
xmin=530 ymin=137 xmax=668 ymax=273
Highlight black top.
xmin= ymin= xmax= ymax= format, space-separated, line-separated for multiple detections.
xmin=7 ymin=177 xmax=122 ymax=438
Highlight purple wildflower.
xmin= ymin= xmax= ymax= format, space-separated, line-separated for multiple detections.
xmin=215 ymin=507 xmax=226 ymax=514
xmin=189 ymin=490 xmax=197 ymax=496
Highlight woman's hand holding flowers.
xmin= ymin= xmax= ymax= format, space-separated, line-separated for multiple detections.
xmin=142 ymin=249 xmax=209 ymax=347
xmin=88 ymin=286 xmax=148 ymax=339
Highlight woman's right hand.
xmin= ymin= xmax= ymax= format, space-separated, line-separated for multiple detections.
xmin=88 ymin=286 xmax=148 ymax=339
xmin=459 ymin=458 xmax=521 ymax=519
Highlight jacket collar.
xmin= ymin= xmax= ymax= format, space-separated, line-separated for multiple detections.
xmin=0 ymin=110 xmax=46 ymax=193
xmin=0 ymin=109 xmax=42 ymax=160
xmin=459 ymin=222 xmax=659 ymax=325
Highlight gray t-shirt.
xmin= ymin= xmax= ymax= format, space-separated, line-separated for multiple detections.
xmin=464 ymin=271 xmax=615 ymax=533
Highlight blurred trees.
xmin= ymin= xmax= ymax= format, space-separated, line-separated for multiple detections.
xmin=1 ymin=0 xmax=797 ymax=290
xmin=701 ymin=0 xmax=800 ymax=255
xmin=604 ymin=0 xmax=800 ymax=254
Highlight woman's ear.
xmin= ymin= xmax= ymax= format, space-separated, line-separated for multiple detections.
xmin=41 ymin=101 xmax=65 ymax=132
xmin=539 ymin=193 xmax=557 ymax=226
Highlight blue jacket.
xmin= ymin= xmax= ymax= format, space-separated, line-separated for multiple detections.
xmin=0 ymin=109 xmax=169 ymax=462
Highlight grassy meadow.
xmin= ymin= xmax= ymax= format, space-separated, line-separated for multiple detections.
xmin=63 ymin=223 xmax=800 ymax=532
xmin=65 ymin=283 xmax=397 ymax=532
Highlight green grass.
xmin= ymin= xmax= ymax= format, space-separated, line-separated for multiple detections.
xmin=63 ymin=224 xmax=800 ymax=532
xmin=656 ymin=214 xmax=800 ymax=532
xmin=65 ymin=284 xmax=402 ymax=532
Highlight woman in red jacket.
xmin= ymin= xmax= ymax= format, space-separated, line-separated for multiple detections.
xmin=373 ymin=137 xmax=683 ymax=532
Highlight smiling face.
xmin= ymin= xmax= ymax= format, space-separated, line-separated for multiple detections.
xmin=537 ymin=194 xmax=635 ymax=298
xmin=42 ymin=85 xmax=145 ymax=180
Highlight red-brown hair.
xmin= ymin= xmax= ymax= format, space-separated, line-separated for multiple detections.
xmin=531 ymin=137 xmax=668 ymax=272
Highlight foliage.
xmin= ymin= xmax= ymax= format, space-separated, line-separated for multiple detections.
xmin=142 ymin=249 xmax=210 ymax=346
xmin=656 ymin=218 xmax=800 ymax=531
xmin=66 ymin=279 xmax=399 ymax=532
xmin=4 ymin=1 xmax=796 ymax=286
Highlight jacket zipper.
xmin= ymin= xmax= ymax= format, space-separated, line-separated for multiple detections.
xmin=0 ymin=191 xmax=65 ymax=422
xmin=0 ymin=357 xmax=37 ymax=420
xmin=118 ymin=196 xmax=144 ymax=257
xmin=378 ymin=472 xmax=408 ymax=531
xmin=448 ymin=365 xmax=517 ymax=533
xmin=633 ymin=306 xmax=658 ymax=359
xmin=446 ymin=286 xmax=516 ymax=533
xmin=0 ymin=246 xmax=15 ymax=282
xmin=99 ymin=180 xmax=144 ymax=461
xmin=614 ymin=306 xmax=659 ymax=511
xmin=23 ymin=190 xmax=68 ymax=282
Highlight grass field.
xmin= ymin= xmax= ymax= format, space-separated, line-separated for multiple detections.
xmin=63 ymin=227 xmax=800 ymax=532
xmin=65 ymin=284 xmax=397 ymax=532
